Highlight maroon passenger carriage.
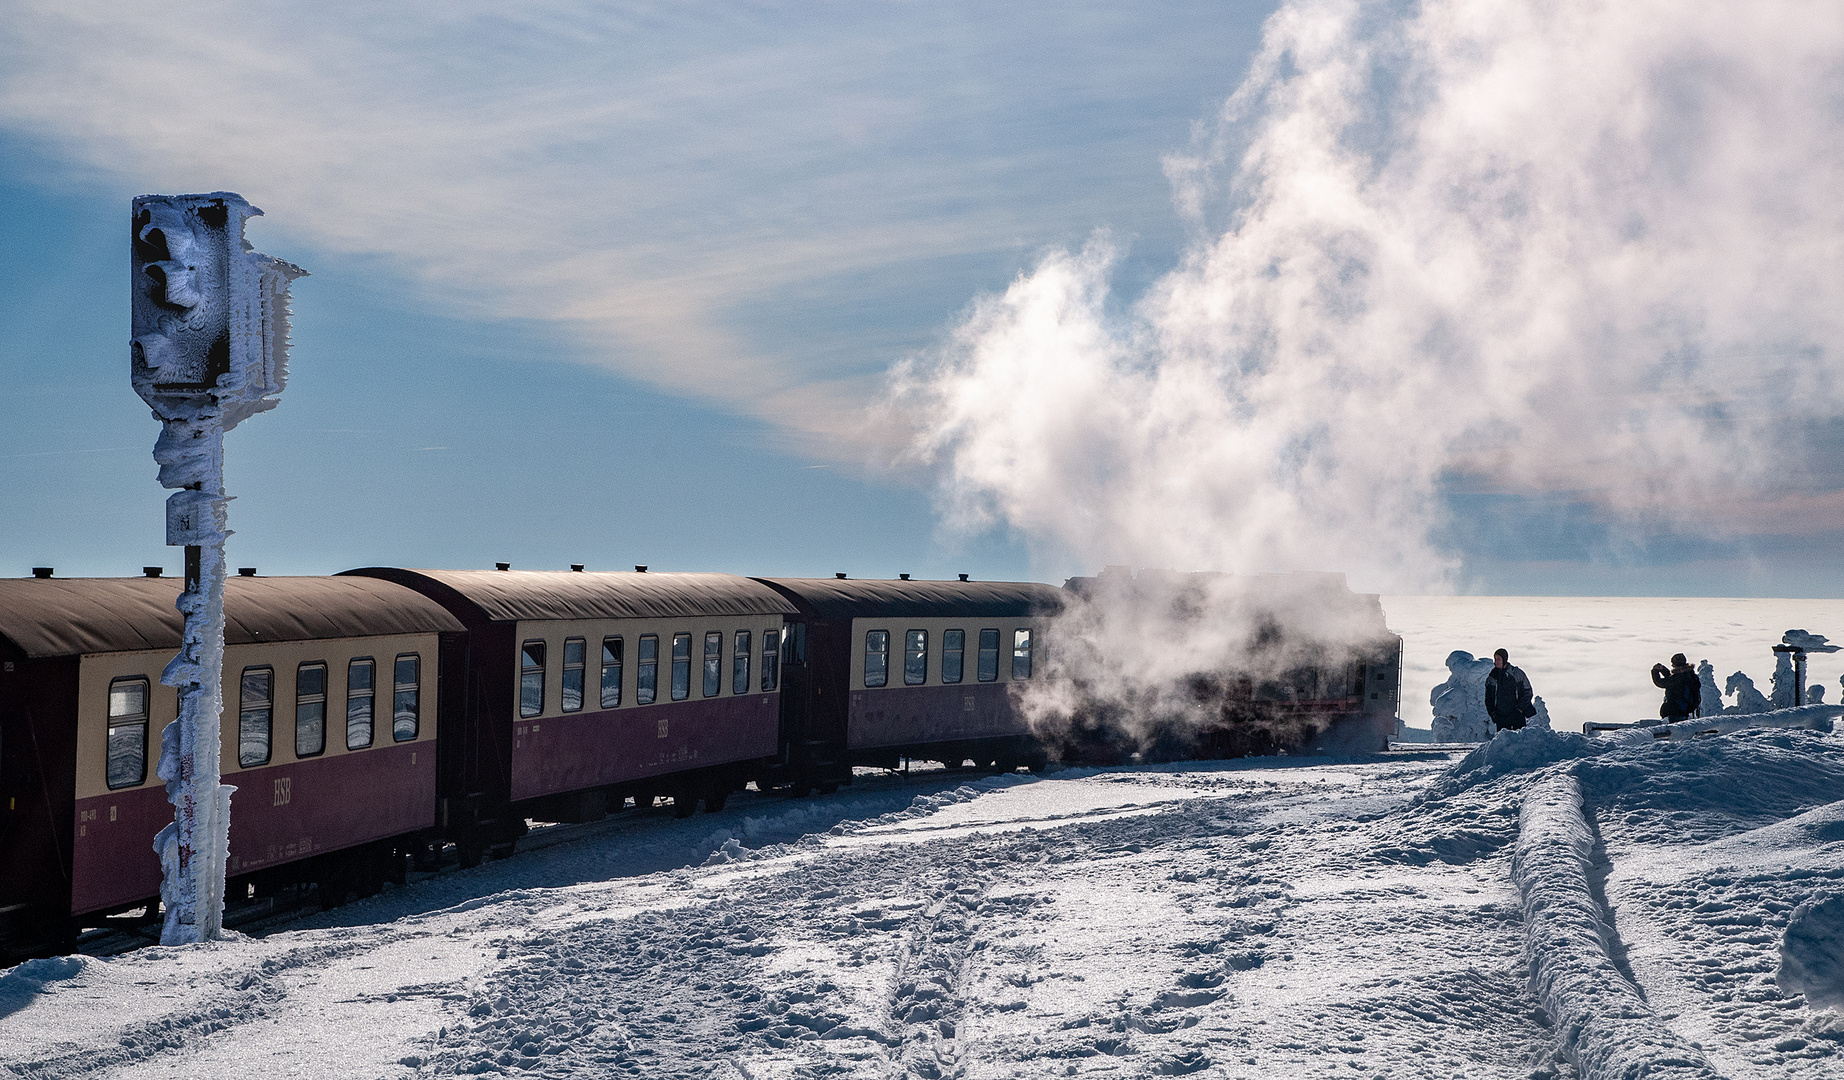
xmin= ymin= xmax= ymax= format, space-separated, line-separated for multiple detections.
xmin=757 ymin=576 xmax=1067 ymax=786
xmin=0 ymin=574 xmax=461 ymax=956
xmin=342 ymin=568 xmax=798 ymax=861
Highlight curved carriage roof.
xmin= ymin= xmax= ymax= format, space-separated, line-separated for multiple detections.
xmin=755 ymin=578 xmax=1066 ymax=621
xmin=0 ymin=576 xmax=464 ymax=660
xmin=341 ymin=568 xmax=798 ymax=624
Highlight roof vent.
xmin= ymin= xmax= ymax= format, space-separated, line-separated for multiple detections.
xmin=899 ymin=573 xmax=910 ymax=580
xmin=570 ymin=564 xmax=584 ymax=572
xmin=31 ymin=567 xmax=52 ymax=579
xmin=635 ymin=565 xmax=647 ymax=573
xmin=143 ymin=566 xmax=163 ymax=578
xmin=238 ymin=567 xmax=256 ymax=577
xmin=958 ymin=574 xmax=969 ymax=582
xmin=835 ymin=572 xmax=847 ymax=579
xmin=495 ymin=562 xmax=511 ymax=571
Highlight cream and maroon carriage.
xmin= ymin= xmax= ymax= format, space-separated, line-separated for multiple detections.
xmin=0 ymin=574 xmax=460 ymax=957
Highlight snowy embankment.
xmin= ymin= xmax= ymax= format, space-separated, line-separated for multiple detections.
xmin=3 ymin=728 xmax=1843 ymax=1079
xmin=1610 ymin=704 xmax=1842 ymax=744
xmin=1515 ymin=772 xmax=1720 ymax=1080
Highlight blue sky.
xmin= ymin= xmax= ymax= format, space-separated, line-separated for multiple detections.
xmin=2 ymin=1 xmax=1841 ymax=595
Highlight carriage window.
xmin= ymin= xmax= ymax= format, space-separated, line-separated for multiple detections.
xmin=671 ymin=633 xmax=692 ymax=701
xmin=1012 ymin=629 xmax=1033 ymax=680
xmin=637 ymin=635 xmax=658 ymax=704
xmin=520 ymin=640 xmax=546 ymax=719
xmin=295 ymin=662 xmax=327 ymax=758
xmin=733 ymin=631 xmax=752 ymax=695
xmin=942 ymin=630 xmax=965 ymax=684
xmin=905 ymin=630 xmax=928 ymax=685
xmin=106 ymin=676 xmax=149 ymax=790
xmin=393 ymin=654 xmax=420 ymax=741
xmin=346 ymin=659 xmax=374 ymax=750
xmin=601 ymin=637 xmax=623 ymax=708
xmin=562 ymin=637 xmax=586 ymax=713
xmin=239 ymin=666 xmax=273 ymax=767
xmin=864 ymin=630 xmax=889 ymax=688
xmin=703 ymin=631 xmax=723 ymax=697
xmin=761 ymin=629 xmax=780 ymax=691
xmin=783 ymin=622 xmax=806 ymax=665
xmin=977 ymin=629 xmax=999 ymax=682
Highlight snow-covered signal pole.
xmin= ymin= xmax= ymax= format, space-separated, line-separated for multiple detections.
xmin=129 ymin=192 xmax=305 ymax=944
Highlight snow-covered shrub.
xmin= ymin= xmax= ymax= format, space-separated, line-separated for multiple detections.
xmin=1726 ymin=671 xmax=1772 ymax=715
xmin=1430 ymin=650 xmax=1495 ymax=742
xmin=1698 ymin=660 xmax=1724 ymax=715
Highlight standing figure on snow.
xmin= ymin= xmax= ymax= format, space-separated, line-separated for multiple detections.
xmin=1483 ymin=649 xmax=1536 ymax=732
xmin=1651 ymin=653 xmax=1701 ymax=722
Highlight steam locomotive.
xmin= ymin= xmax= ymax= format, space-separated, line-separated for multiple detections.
xmin=0 ymin=564 xmax=1397 ymax=961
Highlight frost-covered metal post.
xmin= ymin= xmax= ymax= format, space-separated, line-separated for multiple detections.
xmin=130 ymin=193 xmax=305 ymax=944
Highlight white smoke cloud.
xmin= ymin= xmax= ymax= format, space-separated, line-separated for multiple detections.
xmin=897 ymin=0 xmax=1844 ymax=591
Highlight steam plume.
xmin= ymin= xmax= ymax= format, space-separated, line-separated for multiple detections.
xmin=896 ymin=0 xmax=1844 ymax=591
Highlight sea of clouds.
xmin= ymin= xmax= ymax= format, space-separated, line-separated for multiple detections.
xmin=1386 ymin=595 xmax=1844 ymax=730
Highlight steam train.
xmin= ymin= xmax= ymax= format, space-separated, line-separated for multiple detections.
xmin=0 ymin=565 xmax=1398 ymax=961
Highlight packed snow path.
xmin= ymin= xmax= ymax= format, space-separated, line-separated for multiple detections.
xmin=2 ymin=731 xmax=1841 ymax=1079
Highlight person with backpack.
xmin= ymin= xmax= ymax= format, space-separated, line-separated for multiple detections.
xmin=1652 ymin=653 xmax=1702 ymax=723
xmin=1483 ymin=649 xmax=1537 ymax=732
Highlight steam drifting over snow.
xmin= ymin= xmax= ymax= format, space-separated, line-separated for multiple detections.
xmin=896 ymin=0 xmax=1844 ymax=590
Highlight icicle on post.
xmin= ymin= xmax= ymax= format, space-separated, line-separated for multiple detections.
xmin=129 ymin=193 xmax=305 ymax=945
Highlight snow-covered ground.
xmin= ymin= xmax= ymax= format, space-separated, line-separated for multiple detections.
xmin=3 ymin=726 xmax=1841 ymax=1079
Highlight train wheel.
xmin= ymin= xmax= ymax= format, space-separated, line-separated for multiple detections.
xmin=412 ymin=838 xmax=443 ymax=872
xmin=671 ymin=790 xmax=698 ymax=818
xmin=816 ymin=782 xmax=839 ymax=795
xmin=704 ymin=788 xmax=730 ymax=813
xmin=457 ymin=839 xmax=484 ymax=869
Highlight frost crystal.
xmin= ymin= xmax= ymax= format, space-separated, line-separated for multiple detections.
xmin=130 ymin=192 xmax=305 ymax=945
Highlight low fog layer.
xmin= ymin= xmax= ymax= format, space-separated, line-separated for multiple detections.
xmin=1387 ymin=595 xmax=1844 ymax=730
xmin=897 ymin=0 xmax=1844 ymax=591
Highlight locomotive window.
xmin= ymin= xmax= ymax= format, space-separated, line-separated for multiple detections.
xmin=520 ymin=640 xmax=546 ymax=719
xmin=637 ymin=635 xmax=658 ymax=704
xmin=733 ymin=631 xmax=751 ymax=695
xmin=106 ymin=676 xmax=149 ymax=790
xmin=295 ymin=662 xmax=327 ymax=758
xmin=976 ymin=629 xmax=999 ymax=682
xmin=347 ymin=658 xmax=375 ymax=750
xmin=904 ymin=630 xmax=928 ymax=685
xmin=601 ymin=637 xmax=623 ymax=708
xmin=942 ymin=630 xmax=964 ymax=684
xmin=671 ymin=633 xmax=691 ymax=701
xmin=703 ymin=631 xmax=723 ymax=697
xmin=562 ymin=637 xmax=586 ymax=713
xmin=761 ymin=629 xmax=780 ymax=691
xmin=864 ymin=630 xmax=889 ymax=688
xmin=1012 ymin=629 xmax=1033 ymax=680
xmin=393 ymin=654 xmax=420 ymax=741
xmin=239 ymin=666 xmax=273 ymax=767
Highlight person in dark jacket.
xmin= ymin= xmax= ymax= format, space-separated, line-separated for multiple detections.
xmin=1652 ymin=653 xmax=1701 ymax=722
xmin=1483 ymin=648 xmax=1536 ymax=731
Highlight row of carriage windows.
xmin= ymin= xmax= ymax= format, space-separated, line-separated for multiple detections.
xmin=104 ymin=655 xmax=420 ymax=791
xmin=520 ymin=630 xmax=782 ymax=719
xmin=862 ymin=628 xmax=1033 ymax=689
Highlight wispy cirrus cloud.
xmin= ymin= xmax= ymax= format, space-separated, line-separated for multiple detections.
xmin=0 ymin=0 xmax=1266 ymax=449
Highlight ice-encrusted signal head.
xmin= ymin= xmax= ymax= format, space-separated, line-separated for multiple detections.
xmin=130 ymin=192 xmax=307 ymax=431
